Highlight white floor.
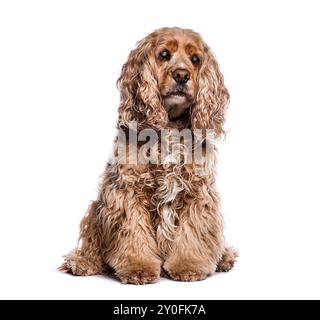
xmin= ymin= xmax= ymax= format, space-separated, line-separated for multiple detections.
xmin=1 ymin=227 xmax=319 ymax=300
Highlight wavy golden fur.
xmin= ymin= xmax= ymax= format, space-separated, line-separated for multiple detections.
xmin=59 ymin=27 xmax=237 ymax=284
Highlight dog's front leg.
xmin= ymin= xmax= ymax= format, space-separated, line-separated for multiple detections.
xmin=102 ymin=185 xmax=162 ymax=285
xmin=163 ymin=188 xmax=225 ymax=282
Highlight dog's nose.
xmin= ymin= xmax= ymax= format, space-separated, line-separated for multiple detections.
xmin=172 ymin=69 xmax=190 ymax=85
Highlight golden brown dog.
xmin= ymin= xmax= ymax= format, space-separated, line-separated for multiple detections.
xmin=59 ymin=27 xmax=237 ymax=284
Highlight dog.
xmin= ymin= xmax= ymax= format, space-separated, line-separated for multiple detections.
xmin=59 ymin=27 xmax=237 ymax=284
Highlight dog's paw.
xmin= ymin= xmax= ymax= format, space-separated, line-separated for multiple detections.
xmin=58 ymin=251 xmax=101 ymax=276
xmin=216 ymin=247 xmax=239 ymax=272
xmin=117 ymin=264 xmax=160 ymax=285
xmin=164 ymin=261 xmax=209 ymax=282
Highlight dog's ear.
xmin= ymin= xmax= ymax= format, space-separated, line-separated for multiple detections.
xmin=117 ymin=36 xmax=168 ymax=131
xmin=191 ymin=48 xmax=229 ymax=139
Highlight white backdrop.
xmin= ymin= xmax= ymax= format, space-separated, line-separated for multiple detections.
xmin=1 ymin=0 xmax=320 ymax=299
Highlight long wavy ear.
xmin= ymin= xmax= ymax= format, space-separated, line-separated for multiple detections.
xmin=191 ymin=48 xmax=230 ymax=139
xmin=117 ymin=35 xmax=168 ymax=131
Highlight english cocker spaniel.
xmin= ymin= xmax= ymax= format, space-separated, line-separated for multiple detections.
xmin=59 ymin=27 xmax=237 ymax=284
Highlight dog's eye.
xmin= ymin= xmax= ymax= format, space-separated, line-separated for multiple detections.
xmin=159 ymin=49 xmax=171 ymax=61
xmin=191 ymin=54 xmax=200 ymax=65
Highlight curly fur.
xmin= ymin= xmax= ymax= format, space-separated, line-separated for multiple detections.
xmin=59 ymin=27 xmax=237 ymax=284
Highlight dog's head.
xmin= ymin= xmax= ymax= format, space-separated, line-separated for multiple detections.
xmin=117 ymin=27 xmax=229 ymax=137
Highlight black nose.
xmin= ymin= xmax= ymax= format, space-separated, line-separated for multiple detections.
xmin=172 ymin=69 xmax=190 ymax=84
